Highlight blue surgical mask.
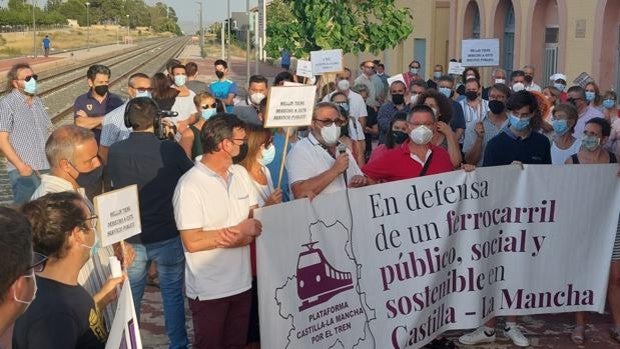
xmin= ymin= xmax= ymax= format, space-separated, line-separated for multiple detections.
xmin=554 ymin=83 xmax=565 ymax=92
xmin=585 ymin=91 xmax=596 ymax=102
xmin=603 ymin=99 xmax=616 ymax=109
xmin=552 ymin=119 xmax=569 ymax=135
xmin=201 ymin=108 xmax=217 ymax=120
xmin=582 ymin=135 xmax=601 ymax=151
xmin=410 ymin=67 xmax=419 ymax=75
xmin=438 ymin=87 xmax=452 ymax=98
xmin=509 ymin=113 xmax=531 ymax=131
xmin=433 ymin=71 xmax=442 ymax=79
xmin=258 ymin=144 xmax=276 ymax=166
xmin=135 ymin=90 xmax=151 ymax=98
xmin=24 ymin=78 xmax=37 ymax=95
xmin=174 ymin=75 xmax=187 ymax=87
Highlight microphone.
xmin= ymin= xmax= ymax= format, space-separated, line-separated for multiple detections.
xmin=336 ymin=143 xmax=348 ymax=186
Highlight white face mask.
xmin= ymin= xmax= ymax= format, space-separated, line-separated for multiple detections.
xmin=258 ymin=144 xmax=276 ymax=166
xmin=13 ymin=271 xmax=37 ymax=311
xmin=410 ymin=94 xmax=418 ymax=105
xmin=320 ymin=123 xmax=341 ymax=145
xmin=337 ymin=79 xmax=350 ymax=91
xmin=410 ymin=125 xmax=433 ymax=145
xmin=494 ymin=78 xmax=506 ymax=85
xmin=250 ymin=92 xmax=266 ymax=105
xmin=512 ymin=82 xmax=525 ymax=92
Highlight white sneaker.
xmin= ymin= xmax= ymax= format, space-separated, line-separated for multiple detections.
xmin=504 ymin=325 xmax=530 ymax=347
xmin=458 ymin=326 xmax=496 ymax=345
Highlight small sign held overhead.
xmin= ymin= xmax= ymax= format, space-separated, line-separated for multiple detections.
xmin=310 ymin=49 xmax=343 ymax=75
xmin=296 ymin=59 xmax=314 ymax=78
xmin=263 ymin=85 xmax=316 ymax=128
xmin=94 ymin=185 xmax=142 ymax=247
xmin=461 ymin=39 xmax=500 ymax=66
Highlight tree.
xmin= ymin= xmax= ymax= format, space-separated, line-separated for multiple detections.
xmin=265 ymin=0 xmax=413 ymax=58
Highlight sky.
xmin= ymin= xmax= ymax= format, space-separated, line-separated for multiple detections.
xmin=145 ymin=0 xmax=260 ymax=33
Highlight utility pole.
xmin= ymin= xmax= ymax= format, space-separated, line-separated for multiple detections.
xmin=32 ymin=0 xmax=36 ymax=58
xmin=197 ymin=2 xmax=204 ymax=58
xmin=226 ymin=0 xmax=231 ymax=62
xmin=85 ymin=2 xmax=90 ymax=51
xmin=245 ymin=0 xmax=250 ymax=85
xmin=220 ymin=21 xmax=225 ymax=60
xmin=126 ymin=14 xmax=130 ymax=43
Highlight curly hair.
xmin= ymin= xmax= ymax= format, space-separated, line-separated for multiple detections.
xmin=414 ymin=89 xmax=453 ymax=124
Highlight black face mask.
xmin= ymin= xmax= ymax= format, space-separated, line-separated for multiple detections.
xmin=488 ymin=100 xmax=506 ymax=114
xmin=232 ymin=143 xmax=249 ymax=164
xmin=215 ymin=71 xmax=225 ymax=79
xmin=391 ymin=130 xmax=408 ymax=144
xmin=391 ymin=93 xmax=405 ymax=105
xmin=94 ymin=85 xmax=109 ymax=96
xmin=71 ymin=164 xmax=103 ymax=188
xmin=465 ymin=91 xmax=479 ymax=101
xmin=524 ymin=75 xmax=533 ymax=84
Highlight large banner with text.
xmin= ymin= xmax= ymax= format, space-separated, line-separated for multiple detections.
xmin=255 ymin=164 xmax=620 ymax=349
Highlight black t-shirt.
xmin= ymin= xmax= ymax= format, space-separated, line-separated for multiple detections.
xmin=483 ymin=129 xmax=552 ymax=166
xmin=13 ymin=276 xmax=107 ymax=349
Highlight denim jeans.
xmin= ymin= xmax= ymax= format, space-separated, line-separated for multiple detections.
xmin=127 ymin=236 xmax=188 ymax=349
xmin=8 ymin=170 xmax=45 ymax=204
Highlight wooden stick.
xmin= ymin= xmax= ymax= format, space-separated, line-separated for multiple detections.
xmin=120 ymin=240 xmax=128 ymax=270
xmin=277 ymin=127 xmax=292 ymax=189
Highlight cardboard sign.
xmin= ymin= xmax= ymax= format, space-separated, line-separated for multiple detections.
xmin=94 ymin=185 xmax=141 ymax=247
xmin=282 ymin=81 xmax=305 ymax=87
xmin=263 ymin=85 xmax=316 ymax=128
xmin=386 ymin=74 xmax=405 ymax=87
xmin=296 ymin=59 xmax=314 ymax=78
xmin=310 ymin=49 xmax=343 ymax=75
xmin=448 ymin=61 xmax=465 ymax=75
xmin=105 ymin=279 xmax=143 ymax=349
xmin=461 ymin=39 xmax=500 ymax=66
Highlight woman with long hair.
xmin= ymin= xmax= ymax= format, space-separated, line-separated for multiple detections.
xmin=179 ymin=92 xmax=224 ymax=160
xmin=151 ymin=72 xmax=179 ymax=111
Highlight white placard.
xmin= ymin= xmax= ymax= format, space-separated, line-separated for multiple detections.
xmin=386 ymin=74 xmax=405 ymax=87
xmin=94 ymin=185 xmax=142 ymax=247
xmin=263 ymin=85 xmax=316 ymax=128
xmin=448 ymin=61 xmax=465 ymax=75
xmin=310 ymin=49 xmax=343 ymax=75
xmin=105 ymin=279 xmax=143 ymax=349
xmin=283 ymin=81 xmax=304 ymax=87
xmin=461 ymin=39 xmax=500 ymax=66
xmin=296 ymin=59 xmax=314 ymax=78
xmin=256 ymin=164 xmax=620 ymax=349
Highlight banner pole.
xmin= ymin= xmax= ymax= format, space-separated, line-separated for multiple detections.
xmin=277 ymin=127 xmax=291 ymax=189
xmin=120 ymin=240 xmax=128 ymax=269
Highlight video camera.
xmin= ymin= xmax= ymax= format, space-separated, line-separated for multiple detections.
xmin=156 ymin=110 xmax=179 ymax=140
xmin=124 ymin=97 xmax=179 ymax=140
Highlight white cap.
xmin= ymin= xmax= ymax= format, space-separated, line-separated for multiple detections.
xmin=550 ymin=73 xmax=567 ymax=82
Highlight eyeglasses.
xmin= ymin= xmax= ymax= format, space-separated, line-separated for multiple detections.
xmin=132 ymin=87 xmax=153 ymax=92
xmin=201 ymin=103 xmax=217 ymax=109
xmin=230 ymin=138 xmax=247 ymax=145
xmin=313 ymin=118 xmax=336 ymax=127
xmin=28 ymin=252 xmax=48 ymax=273
xmin=364 ymin=65 xmax=375 ymax=69
xmin=20 ymin=75 xmax=38 ymax=82
xmin=82 ymin=214 xmax=98 ymax=230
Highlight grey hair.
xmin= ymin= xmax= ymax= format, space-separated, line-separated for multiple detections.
xmin=127 ymin=72 xmax=150 ymax=87
xmin=6 ymin=63 xmax=31 ymax=91
xmin=351 ymin=83 xmax=369 ymax=94
xmin=492 ymin=68 xmax=506 ymax=77
xmin=45 ymin=125 xmax=95 ymax=167
xmin=522 ymin=64 xmax=535 ymax=70
xmin=313 ymin=101 xmax=341 ymax=119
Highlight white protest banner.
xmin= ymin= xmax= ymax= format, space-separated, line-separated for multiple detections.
xmin=296 ymin=59 xmax=314 ymax=78
xmin=94 ymin=185 xmax=141 ymax=247
xmin=263 ymin=85 xmax=316 ymax=128
xmin=311 ymin=49 xmax=343 ymax=75
xmin=105 ymin=279 xmax=143 ymax=349
xmin=461 ymin=39 xmax=500 ymax=66
xmin=386 ymin=74 xmax=405 ymax=87
xmin=448 ymin=61 xmax=465 ymax=75
xmin=256 ymin=165 xmax=620 ymax=349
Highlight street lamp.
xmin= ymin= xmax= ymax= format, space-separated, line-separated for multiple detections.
xmin=126 ymin=14 xmax=130 ymax=43
xmin=32 ymin=0 xmax=36 ymax=58
xmin=85 ymin=2 xmax=90 ymax=51
xmin=227 ymin=0 xmax=231 ymax=62
xmin=196 ymin=1 xmax=204 ymax=58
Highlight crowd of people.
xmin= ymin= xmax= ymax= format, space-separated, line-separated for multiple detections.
xmin=0 ymin=54 xmax=618 ymax=349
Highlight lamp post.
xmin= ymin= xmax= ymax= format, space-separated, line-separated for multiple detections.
xmin=32 ymin=0 xmax=36 ymax=58
xmin=196 ymin=1 xmax=204 ymax=58
xmin=226 ymin=0 xmax=231 ymax=62
xmin=245 ymin=0 xmax=250 ymax=85
xmin=126 ymin=14 xmax=130 ymax=43
xmin=85 ymin=2 xmax=90 ymax=51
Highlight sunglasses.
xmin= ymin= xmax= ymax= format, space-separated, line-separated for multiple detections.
xmin=201 ymin=103 xmax=217 ymax=109
xmin=28 ymin=252 xmax=48 ymax=273
xmin=20 ymin=75 xmax=38 ymax=82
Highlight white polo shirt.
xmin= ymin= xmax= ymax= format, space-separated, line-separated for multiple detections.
xmin=286 ymin=133 xmax=363 ymax=196
xmin=173 ymin=160 xmax=256 ymax=300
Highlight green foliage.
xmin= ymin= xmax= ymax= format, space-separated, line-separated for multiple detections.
xmin=265 ymin=0 xmax=413 ymax=58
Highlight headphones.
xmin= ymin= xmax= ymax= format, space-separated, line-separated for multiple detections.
xmin=123 ymin=97 xmax=162 ymax=128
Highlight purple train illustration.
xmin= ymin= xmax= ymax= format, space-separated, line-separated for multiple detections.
xmin=296 ymin=242 xmax=354 ymax=311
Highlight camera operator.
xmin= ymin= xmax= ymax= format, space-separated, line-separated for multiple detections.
xmin=107 ymin=97 xmax=193 ymax=348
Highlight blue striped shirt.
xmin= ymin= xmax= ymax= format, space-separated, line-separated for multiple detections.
xmin=0 ymin=89 xmax=52 ymax=171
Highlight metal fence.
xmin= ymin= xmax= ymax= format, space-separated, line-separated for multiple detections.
xmin=0 ymin=24 xmax=69 ymax=33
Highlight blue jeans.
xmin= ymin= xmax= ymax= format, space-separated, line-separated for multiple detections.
xmin=127 ymin=236 xmax=188 ymax=349
xmin=8 ymin=170 xmax=45 ymax=204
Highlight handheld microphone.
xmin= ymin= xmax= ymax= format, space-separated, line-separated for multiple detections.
xmin=336 ymin=143 xmax=348 ymax=186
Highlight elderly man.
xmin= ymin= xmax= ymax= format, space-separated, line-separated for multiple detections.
xmin=523 ymin=65 xmax=542 ymax=92
xmin=482 ymin=68 xmax=507 ymax=99
xmin=567 ymin=85 xmax=604 ymax=137
xmin=31 ymin=125 xmax=133 ymax=330
xmin=286 ymin=102 xmax=367 ymax=199
xmin=0 ymin=63 xmax=52 ymax=203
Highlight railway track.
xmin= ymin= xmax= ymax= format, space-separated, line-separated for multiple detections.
xmin=0 ymin=36 xmax=191 ymax=205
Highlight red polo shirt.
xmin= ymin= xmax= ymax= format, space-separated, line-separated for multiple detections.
xmin=362 ymin=140 xmax=454 ymax=182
